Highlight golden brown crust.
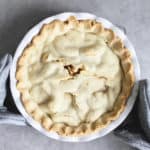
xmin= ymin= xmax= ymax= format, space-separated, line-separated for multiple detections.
xmin=16 ymin=16 xmax=135 ymax=136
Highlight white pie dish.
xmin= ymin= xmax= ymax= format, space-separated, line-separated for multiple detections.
xmin=10 ymin=12 xmax=140 ymax=142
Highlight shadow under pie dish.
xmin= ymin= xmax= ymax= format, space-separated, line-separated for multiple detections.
xmin=16 ymin=16 xmax=135 ymax=136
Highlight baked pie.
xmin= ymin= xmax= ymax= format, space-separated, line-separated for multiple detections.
xmin=16 ymin=16 xmax=135 ymax=136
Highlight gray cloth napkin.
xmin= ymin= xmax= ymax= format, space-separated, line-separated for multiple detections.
xmin=0 ymin=54 xmax=26 ymax=125
xmin=0 ymin=54 xmax=12 ymax=108
xmin=114 ymin=80 xmax=150 ymax=150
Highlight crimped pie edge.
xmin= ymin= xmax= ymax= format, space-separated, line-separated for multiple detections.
xmin=16 ymin=16 xmax=135 ymax=136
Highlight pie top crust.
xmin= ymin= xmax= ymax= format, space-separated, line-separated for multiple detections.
xmin=16 ymin=16 xmax=135 ymax=136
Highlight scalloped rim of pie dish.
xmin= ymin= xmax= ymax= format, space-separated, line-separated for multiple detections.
xmin=16 ymin=16 xmax=135 ymax=136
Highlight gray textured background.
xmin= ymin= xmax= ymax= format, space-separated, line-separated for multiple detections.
xmin=0 ymin=0 xmax=149 ymax=149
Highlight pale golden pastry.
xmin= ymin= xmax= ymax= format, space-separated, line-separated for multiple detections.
xmin=16 ymin=16 xmax=135 ymax=136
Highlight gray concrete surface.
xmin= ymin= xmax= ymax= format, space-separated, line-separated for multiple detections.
xmin=0 ymin=0 xmax=150 ymax=149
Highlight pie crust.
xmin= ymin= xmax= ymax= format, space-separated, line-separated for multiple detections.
xmin=16 ymin=16 xmax=135 ymax=136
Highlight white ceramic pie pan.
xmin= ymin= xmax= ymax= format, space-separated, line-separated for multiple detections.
xmin=10 ymin=12 xmax=140 ymax=142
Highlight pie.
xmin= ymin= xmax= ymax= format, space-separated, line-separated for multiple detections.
xmin=16 ymin=16 xmax=135 ymax=136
